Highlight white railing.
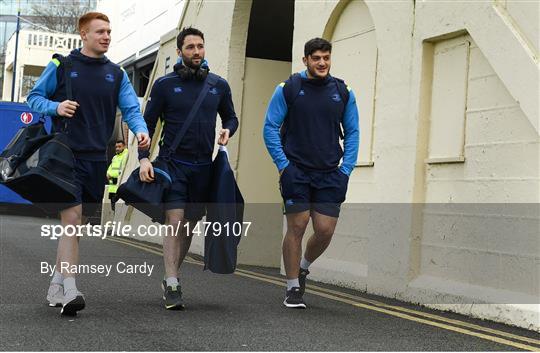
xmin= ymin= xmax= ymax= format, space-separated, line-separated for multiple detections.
xmin=4 ymin=30 xmax=82 ymax=67
xmin=25 ymin=31 xmax=82 ymax=51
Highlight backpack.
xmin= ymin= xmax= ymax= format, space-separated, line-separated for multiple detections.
xmin=280 ymin=73 xmax=350 ymax=139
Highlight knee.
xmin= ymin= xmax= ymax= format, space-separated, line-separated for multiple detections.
xmin=166 ymin=214 xmax=183 ymax=227
xmin=314 ymin=226 xmax=334 ymax=242
xmin=62 ymin=209 xmax=81 ymax=225
xmin=288 ymin=220 xmax=309 ymax=238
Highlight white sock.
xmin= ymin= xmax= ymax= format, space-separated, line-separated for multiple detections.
xmin=63 ymin=277 xmax=77 ymax=294
xmin=287 ymin=278 xmax=300 ymax=290
xmin=166 ymin=277 xmax=179 ymax=289
xmin=300 ymin=257 xmax=312 ymax=270
xmin=51 ymin=271 xmax=63 ymax=285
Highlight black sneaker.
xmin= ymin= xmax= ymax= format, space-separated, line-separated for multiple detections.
xmin=163 ymin=284 xmax=184 ymax=310
xmin=283 ymin=287 xmax=306 ymax=308
xmin=299 ymin=268 xmax=310 ymax=296
xmin=61 ymin=290 xmax=85 ymax=316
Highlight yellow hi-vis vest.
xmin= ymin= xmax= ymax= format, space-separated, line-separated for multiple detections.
xmin=107 ymin=148 xmax=129 ymax=194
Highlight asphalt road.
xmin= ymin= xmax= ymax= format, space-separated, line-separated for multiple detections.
xmin=1 ymin=215 xmax=539 ymax=351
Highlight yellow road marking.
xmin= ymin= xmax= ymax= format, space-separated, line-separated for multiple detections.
xmin=235 ymin=268 xmax=540 ymax=346
xmin=106 ymin=236 xmax=540 ymax=351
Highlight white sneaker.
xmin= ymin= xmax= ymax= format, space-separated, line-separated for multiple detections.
xmin=61 ymin=289 xmax=85 ymax=316
xmin=46 ymin=283 xmax=64 ymax=307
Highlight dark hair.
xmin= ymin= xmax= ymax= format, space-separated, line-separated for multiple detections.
xmin=115 ymin=140 xmax=125 ymax=145
xmin=177 ymin=27 xmax=205 ymax=49
xmin=304 ymin=38 xmax=332 ymax=57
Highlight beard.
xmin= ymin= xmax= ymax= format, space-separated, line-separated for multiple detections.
xmin=182 ymin=55 xmax=203 ymax=70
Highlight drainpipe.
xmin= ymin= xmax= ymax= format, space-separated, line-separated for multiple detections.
xmin=10 ymin=9 xmax=20 ymax=102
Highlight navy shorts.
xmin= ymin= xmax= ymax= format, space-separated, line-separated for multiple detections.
xmin=70 ymin=159 xmax=108 ymax=217
xmin=163 ymin=159 xmax=212 ymax=221
xmin=279 ymin=163 xmax=349 ymax=218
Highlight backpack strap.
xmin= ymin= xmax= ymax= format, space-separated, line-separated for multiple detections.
xmin=333 ymin=77 xmax=350 ymax=140
xmin=282 ymin=73 xmax=303 ymax=108
xmin=52 ymin=54 xmax=73 ymax=100
xmin=333 ymin=77 xmax=350 ymax=108
xmin=51 ymin=53 xmax=73 ymax=132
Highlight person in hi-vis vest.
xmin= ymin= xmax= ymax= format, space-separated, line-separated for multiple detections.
xmin=106 ymin=140 xmax=128 ymax=210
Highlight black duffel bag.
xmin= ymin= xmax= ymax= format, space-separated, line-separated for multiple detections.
xmin=116 ymin=159 xmax=171 ymax=223
xmin=0 ymin=54 xmax=78 ymax=211
xmin=0 ymin=118 xmax=78 ymax=207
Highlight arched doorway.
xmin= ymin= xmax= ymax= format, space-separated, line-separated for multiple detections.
xmin=325 ymin=0 xmax=378 ymax=167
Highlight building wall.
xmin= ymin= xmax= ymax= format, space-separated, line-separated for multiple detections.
xmin=113 ymin=0 xmax=539 ymax=330
xmin=96 ymin=0 xmax=184 ymax=65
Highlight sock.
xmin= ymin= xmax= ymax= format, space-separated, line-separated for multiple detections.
xmin=287 ymin=278 xmax=300 ymax=291
xmin=166 ymin=277 xmax=179 ymax=289
xmin=63 ymin=277 xmax=77 ymax=294
xmin=51 ymin=271 xmax=63 ymax=285
xmin=300 ymin=257 xmax=312 ymax=270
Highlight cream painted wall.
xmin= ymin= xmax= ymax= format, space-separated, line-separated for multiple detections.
xmin=112 ymin=0 xmax=539 ymax=330
xmin=96 ymin=0 xmax=184 ymax=64
xmin=234 ymin=57 xmax=291 ymax=267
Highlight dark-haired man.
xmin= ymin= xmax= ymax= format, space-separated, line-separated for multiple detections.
xmin=27 ymin=12 xmax=150 ymax=316
xmin=263 ymin=38 xmax=359 ymax=308
xmin=139 ymin=27 xmax=239 ymax=310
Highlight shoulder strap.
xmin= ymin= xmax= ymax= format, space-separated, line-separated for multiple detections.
xmin=51 ymin=54 xmax=73 ymax=132
xmin=282 ymin=73 xmax=303 ymax=108
xmin=333 ymin=77 xmax=350 ymax=108
xmin=52 ymin=54 xmax=73 ymax=100
xmin=163 ymin=73 xmax=218 ymax=160
xmin=333 ymin=77 xmax=350 ymax=140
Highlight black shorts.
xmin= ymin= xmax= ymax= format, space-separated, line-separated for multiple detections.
xmin=279 ymin=163 xmax=349 ymax=218
xmin=68 ymin=159 xmax=108 ymax=217
xmin=163 ymin=159 xmax=212 ymax=221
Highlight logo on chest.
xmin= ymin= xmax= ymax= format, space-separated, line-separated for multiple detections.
xmin=70 ymin=72 xmax=79 ymax=78
xmin=105 ymin=73 xmax=115 ymax=83
xmin=174 ymin=87 xmax=183 ymax=93
xmin=209 ymin=87 xmax=218 ymax=95
xmin=331 ymin=93 xmax=342 ymax=102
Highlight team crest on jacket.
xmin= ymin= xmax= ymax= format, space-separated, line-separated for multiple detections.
xmin=174 ymin=87 xmax=183 ymax=93
xmin=331 ymin=93 xmax=341 ymax=102
xmin=70 ymin=72 xmax=79 ymax=78
xmin=209 ymin=87 xmax=218 ymax=95
xmin=105 ymin=73 xmax=115 ymax=82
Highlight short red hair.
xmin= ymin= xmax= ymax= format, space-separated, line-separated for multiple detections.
xmin=78 ymin=12 xmax=110 ymax=33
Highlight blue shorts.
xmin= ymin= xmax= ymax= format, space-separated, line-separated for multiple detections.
xmin=70 ymin=159 xmax=107 ymax=216
xmin=279 ymin=163 xmax=349 ymax=218
xmin=163 ymin=159 xmax=212 ymax=221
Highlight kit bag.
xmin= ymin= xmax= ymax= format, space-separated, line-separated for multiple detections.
xmin=0 ymin=55 xmax=77 ymax=210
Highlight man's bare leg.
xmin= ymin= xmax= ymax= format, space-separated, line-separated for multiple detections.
xmin=49 ymin=204 xmax=85 ymax=315
xmin=283 ymin=211 xmax=310 ymax=279
xmin=163 ymin=209 xmax=184 ymax=279
xmin=303 ymin=211 xmax=338 ymax=264
xmin=282 ymin=211 xmax=310 ymax=308
xmin=177 ymin=219 xmax=195 ymax=274
xmin=162 ymin=208 xmax=185 ymax=310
